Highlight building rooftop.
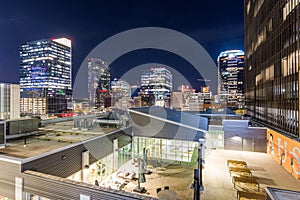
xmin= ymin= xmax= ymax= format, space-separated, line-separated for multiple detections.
xmin=0 ymin=119 xmax=117 ymax=159
xmin=129 ymin=106 xmax=208 ymax=131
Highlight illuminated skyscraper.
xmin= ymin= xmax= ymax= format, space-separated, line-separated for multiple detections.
xmin=111 ymin=78 xmax=130 ymax=110
xmin=19 ymin=37 xmax=72 ymax=116
xmin=95 ymin=67 xmax=111 ymax=109
xmin=140 ymin=67 xmax=172 ymax=107
xmin=87 ymin=58 xmax=110 ymax=104
xmin=111 ymin=78 xmax=130 ymax=99
xmin=217 ymin=50 xmax=245 ymax=108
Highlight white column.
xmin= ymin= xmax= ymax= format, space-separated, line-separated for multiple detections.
xmin=113 ymin=138 xmax=119 ymax=170
xmin=131 ymin=132 xmax=135 ymax=159
xmin=25 ymin=192 xmax=31 ymax=200
xmin=15 ymin=177 xmax=24 ymax=200
xmin=81 ymin=151 xmax=90 ymax=183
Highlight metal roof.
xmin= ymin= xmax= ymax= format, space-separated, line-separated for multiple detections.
xmin=266 ymin=187 xmax=300 ymax=200
xmin=129 ymin=107 xmax=207 ymax=141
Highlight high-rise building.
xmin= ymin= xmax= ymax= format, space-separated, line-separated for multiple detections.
xmin=245 ymin=0 xmax=300 ymax=137
xmin=88 ymin=58 xmax=110 ymax=104
xmin=140 ymin=67 xmax=172 ymax=107
xmin=245 ymin=0 xmax=300 ymax=181
xmin=172 ymin=85 xmax=211 ymax=111
xmin=0 ymin=83 xmax=20 ymax=120
xmin=217 ymin=50 xmax=245 ymax=109
xmin=111 ymin=78 xmax=130 ymax=110
xmin=95 ymin=67 xmax=111 ymax=109
xmin=19 ymin=37 xmax=72 ymax=116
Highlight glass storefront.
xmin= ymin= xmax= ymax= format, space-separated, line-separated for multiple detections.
xmin=66 ymin=137 xmax=198 ymax=189
xmin=118 ymin=143 xmax=132 ymax=168
xmin=67 ymin=143 xmax=132 ymax=185
xmin=133 ymin=137 xmax=198 ymax=163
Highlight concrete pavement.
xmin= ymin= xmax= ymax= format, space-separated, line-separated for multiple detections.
xmin=125 ymin=149 xmax=300 ymax=199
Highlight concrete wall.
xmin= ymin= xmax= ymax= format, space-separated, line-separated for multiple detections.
xmin=223 ymin=120 xmax=267 ymax=152
xmin=0 ymin=83 xmax=20 ymax=120
xmin=0 ymin=158 xmax=21 ymax=199
xmin=267 ymin=129 xmax=300 ymax=180
xmin=10 ymin=84 xmax=20 ymax=119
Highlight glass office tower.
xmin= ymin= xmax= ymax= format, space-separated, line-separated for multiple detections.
xmin=140 ymin=67 xmax=172 ymax=108
xmin=111 ymin=78 xmax=130 ymax=107
xmin=245 ymin=0 xmax=300 ymax=137
xmin=87 ymin=58 xmax=110 ymax=105
xmin=95 ymin=67 xmax=111 ymax=109
xmin=19 ymin=37 xmax=72 ymax=116
xmin=218 ymin=50 xmax=245 ymax=109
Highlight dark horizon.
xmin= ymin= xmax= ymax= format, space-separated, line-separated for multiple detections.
xmin=0 ymin=1 xmax=244 ymax=90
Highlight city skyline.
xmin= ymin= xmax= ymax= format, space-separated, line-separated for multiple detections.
xmin=0 ymin=1 xmax=244 ymax=90
xmin=1 ymin=1 xmax=300 ymax=200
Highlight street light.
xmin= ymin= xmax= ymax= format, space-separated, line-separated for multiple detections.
xmin=133 ymin=158 xmax=146 ymax=193
xmin=198 ymin=138 xmax=205 ymax=193
xmin=193 ymin=138 xmax=205 ymax=200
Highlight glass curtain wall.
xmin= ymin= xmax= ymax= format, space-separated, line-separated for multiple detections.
xmin=133 ymin=137 xmax=197 ymax=163
xmin=245 ymin=0 xmax=300 ymax=137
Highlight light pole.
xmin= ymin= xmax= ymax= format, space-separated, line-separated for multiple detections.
xmin=133 ymin=158 xmax=146 ymax=193
xmin=198 ymin=138 xmax=205 ymax=193
xmin=193 ymin=138 xmax=205 ymax=200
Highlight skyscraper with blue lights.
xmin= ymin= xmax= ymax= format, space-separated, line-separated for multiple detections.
xmin=19 ymin=37 xmax=72 ymax=116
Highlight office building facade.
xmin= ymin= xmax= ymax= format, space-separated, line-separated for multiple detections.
xmin=95 ymin=67 xmax=111 ymax=109
xmin=140 ymin=67 xmax=172 ymax=108
xmin=245 ymin=0 xmax=300 ymax=137
xmin=88 ymin=58 xmax=110 ymax=105
xmin=0 ymin=83 xmax=20 ymax=120
xmin=245 ymin=0 xmax=300 ymax=180
xmin=172 ymin=85 xmax=211 ymax=111
xmin=111 ymin=78 xmax=130 ymax=110
xmin=19 ymin=37 xmax=72 ymax=116
xmin=218 ymin=50 xmax=245 ymax=109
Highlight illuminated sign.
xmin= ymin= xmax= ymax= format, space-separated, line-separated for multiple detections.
xmin=267 ymin=130 xmax=300 ymax=180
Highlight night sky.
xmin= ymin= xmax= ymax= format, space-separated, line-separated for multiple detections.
xmin=0 ymin=0 xmax=244 ymax=91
